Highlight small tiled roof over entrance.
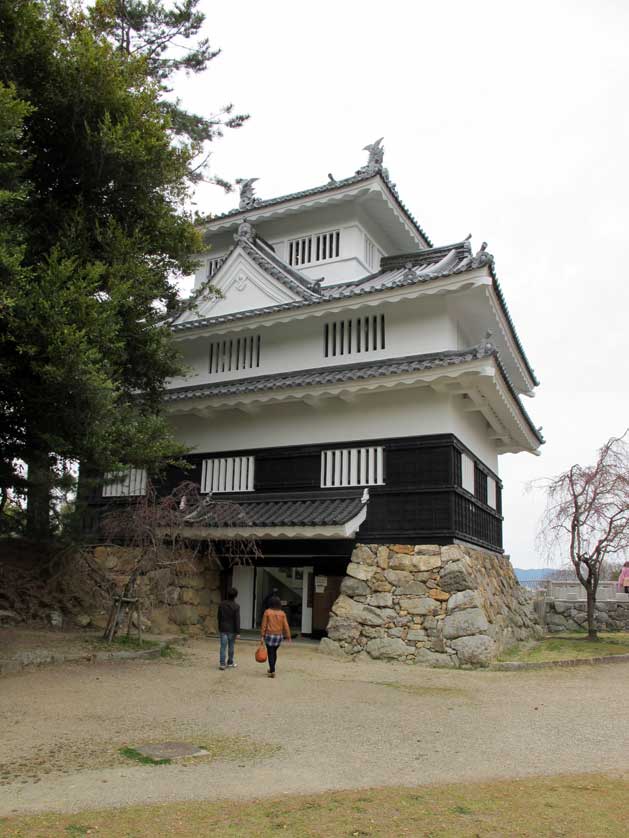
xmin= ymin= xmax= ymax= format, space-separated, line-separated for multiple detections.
xmin=183 ymin=489 xmax=369 ymax=539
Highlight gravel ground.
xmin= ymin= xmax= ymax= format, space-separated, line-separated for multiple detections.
xmin=1 ymin=637 xmax=628 ymax=816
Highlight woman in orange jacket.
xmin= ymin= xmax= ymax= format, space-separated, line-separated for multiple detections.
xmin=260 ymin=596 xmax=291 ymax=678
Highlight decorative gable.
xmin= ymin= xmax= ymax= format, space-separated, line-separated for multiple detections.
xmin=174 ymin=245 xmax=308 ymax=323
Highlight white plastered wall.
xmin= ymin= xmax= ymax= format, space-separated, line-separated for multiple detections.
xmin=168 ymin=386 xmax=498 ymax=476
xmin=169 ymin=295 xmax=459 ymax=389
xmin=194 ymin=202 xmax=399 ymax=290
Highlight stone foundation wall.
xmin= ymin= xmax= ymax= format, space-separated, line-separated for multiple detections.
xmin=321 ymin=543 xmax=542 ymax=667
xmin=545 ymin=598 xmax=629 ymax=633
xmin=89 ymin=546 xmax=222 ymax=636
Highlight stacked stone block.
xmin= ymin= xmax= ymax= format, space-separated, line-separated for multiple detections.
xmin=91 ymin=546 xmax=222 ymax=635
xmin=545 ymin=598 xmax=629 ymax=633
xmin=321 ymin=543 xmax=542 ymax=666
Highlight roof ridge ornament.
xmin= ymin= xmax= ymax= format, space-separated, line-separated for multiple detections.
xmin=234 ymin=218 xmax=256 ymax=243
xmin=356 ymin=137 xmax=389 ymax=178
xmin=236 ymin=177 xmax=259 ymax=210
xmin=477 ymin=330 xmax=495 ymax=357
xmin=472 ymin=241 xmax=493 ymax=268
xmin=403 ymin=261 xmax=417 ymax=279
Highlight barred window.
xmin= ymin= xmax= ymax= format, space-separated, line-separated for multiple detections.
xmin=324 ymin=314 xmax=385 ymax=357
xmin=288 ymin=230 xmax=340 ymax=266
xmin=102 ymin=468 xmax=147 ymax=498
xmin=460 ymin=453 xmax=475 ymax=494
xmin=201 ymin=456 xmax=254 ymax=493
xmin=207 ymin=256 xmax=225 ymax=278
xmin=474 ymin=465 xmax=488 ymax=505
xmin=321 ymin=446 xmax=384 ymax=488
xmin=209 ymin=335 xmax=261 ymax=374
xmin=364 ymin=235 xmax=381 ymax=270
xmin=487 ymin=477 xmax=497 ymax=509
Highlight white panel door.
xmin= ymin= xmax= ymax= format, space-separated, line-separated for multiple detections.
xmin=231 ymin=565 xmax=255 ymax=630
xmin=301 ymin=566 xmax=314 ymax=634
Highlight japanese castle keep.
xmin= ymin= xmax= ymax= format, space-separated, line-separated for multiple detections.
xmin=94 ymin=140 xmax=544 ymax=665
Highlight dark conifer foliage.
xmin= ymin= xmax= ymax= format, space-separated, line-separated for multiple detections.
xmin=0 ymin=0 xmax=247 ymax=538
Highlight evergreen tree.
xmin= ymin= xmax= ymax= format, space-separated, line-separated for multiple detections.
xmin=0 ymin=1 xmax=246 ymax=538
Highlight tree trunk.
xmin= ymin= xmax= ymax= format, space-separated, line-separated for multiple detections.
xmin=25 ymin=451 xmax=53 ymax=541
xmin=585 ymin=586 xmax=598 ymax=640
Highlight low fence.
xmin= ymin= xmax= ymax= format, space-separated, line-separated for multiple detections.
xmin=545 ymin=580 xmax=629 ymax=602
xmin=534 ymin=581 xmax=629 ymax=633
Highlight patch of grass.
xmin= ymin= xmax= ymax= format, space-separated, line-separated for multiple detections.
xmin=93 ymin=635 xmax=160 ymax=652
xmin=118 ymin=747 xmax=171 ymax=766
xmin=4 ymin=772 xmax=628 ymax=837
xmin=499 ymin=631 xmax=629 ymax=662
xmin=159 ymin=643 xmax=183 ymax=659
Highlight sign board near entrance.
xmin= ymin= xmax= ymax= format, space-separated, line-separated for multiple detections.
xmin=315 ymin=575 xmax=327 ymax=593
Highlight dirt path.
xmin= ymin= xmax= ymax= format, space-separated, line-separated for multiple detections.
xmin=1 ymin=638 xmax=628 ymax=816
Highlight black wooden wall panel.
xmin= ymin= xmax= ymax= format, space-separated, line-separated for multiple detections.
xmin=89 ymin=434 xmax=504 ymax=552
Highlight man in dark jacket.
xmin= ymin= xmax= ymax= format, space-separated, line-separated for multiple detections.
xmin=217 ymin=587 xmax=240 ymax=670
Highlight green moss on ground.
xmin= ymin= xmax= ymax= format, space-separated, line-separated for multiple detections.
xmin=499 ymin=632 xmax=629 ymax=662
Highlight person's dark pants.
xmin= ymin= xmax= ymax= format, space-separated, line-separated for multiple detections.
xmin=266 ymin=643 xmax=279 ymax=673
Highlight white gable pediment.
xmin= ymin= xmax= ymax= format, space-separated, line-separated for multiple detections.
xmin=189 ymin=247 xmax=304 ymax=320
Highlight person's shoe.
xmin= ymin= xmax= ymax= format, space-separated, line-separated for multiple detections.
xmin=219 ymin=665 xmax=226 ymax=670
xmin=227 ymin=663 xmax=237 ymax=668
xmin=268 ymin=672 xmax=275 ymax=678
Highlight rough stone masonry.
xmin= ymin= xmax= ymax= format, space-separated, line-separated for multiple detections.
xmin=320 ymin=543 xmax=543 ymax=667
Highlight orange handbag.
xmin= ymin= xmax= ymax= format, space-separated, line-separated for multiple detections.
xmin=255 ymin=641 xmax=267 ymax=663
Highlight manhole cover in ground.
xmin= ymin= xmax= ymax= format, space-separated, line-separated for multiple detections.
xmin=135 ymin=742 xmax=208 ymax=760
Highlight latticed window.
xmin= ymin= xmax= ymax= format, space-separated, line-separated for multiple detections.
xmin=209 ymin=335 xmax=261 ymax=374
xmin=324 ymin=314 xmax=385 ymax=357
xmin=102 ymin=468 xmax=147 ymax=498
xmin=288 ymin=230 xmax=340 ymax=266
xmin=460 ymin=453 xmax=475 ymax=494
xmin=207 ymin=256 xmax=225 ymax=278
xmin=201 ymin=456 xmax=255 ymax=493
xmin=321 ymin=447 xmax=384 ymax=488
xmin=474 ymin=465 xmax=488 ymax=505
xmin=487 ymin=476 xmax=497 ymax=509
xmin=364 ymin=235 xmax=381 ymax=270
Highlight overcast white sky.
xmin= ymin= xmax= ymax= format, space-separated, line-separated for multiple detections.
xmin=176 ymin=0 xmax=629 ymax=568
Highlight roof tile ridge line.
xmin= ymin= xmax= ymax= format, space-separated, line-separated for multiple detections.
xmin=380 ymin=172 xmax=432 ymax=248
xmin=209 ymin=171 xmax=378 ymax=222
xmin=163 ymin=347 xmax=484 ymax=397
xmin=167 ymin=241 xmax=243 ymax=325
xmin=171 ymin=254 xmax=478 ymax=331
xmin=490 ymin=348 xmax=544 ymax=443
xmin=487 ymin=258 xmax=539 ymax=387
xmin=380 ymin=240 xmax=471 ymax=267
xmin=249 ymin=237 xmax=323 ymax=295
xmin=241 ymin=239 xmax=322 ymax=300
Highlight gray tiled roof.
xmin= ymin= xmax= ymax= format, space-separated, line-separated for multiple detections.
xmin=164 ymin=346 xmax=543 ymax=445
xmin=165 ymin=347 xmax=484 ymax=401
xmin=170 ymin=238 xmax=538 ymax=388
xmin=184 ymin=489 xmax=366 ymax=528
xmin=205 ymin=171 xmax=432 ymax=247
xmin=170 ymin=240 xmax=475 ymax=332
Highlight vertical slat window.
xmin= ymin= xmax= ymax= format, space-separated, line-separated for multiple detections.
xmin=102 ymin=467 xmax=147 ymax=498
xmin=474 ymin=465 xmax=488 ymax=505
xmin=487 ymin=476 xmax=497 ymax=510
xmin=207 ymin=256 xmax=225 ymax=278
xmin=323 ymin=315 xmax=386 ymax=357
xmin=201 ymin=456 xmax=255 ymax=493
xmin=461 ymin=453 xmax=475 ymax=494
xmin=320 ymin=447 xmax=384 ymax=487
xmin=209 ymin=335 xmax=262 ymax=374
xmin=287 ymin=230 xmax=341 ymax=266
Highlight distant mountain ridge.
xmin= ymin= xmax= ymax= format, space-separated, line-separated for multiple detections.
xmin=514 ymin=568 xmax=554 ymax=582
